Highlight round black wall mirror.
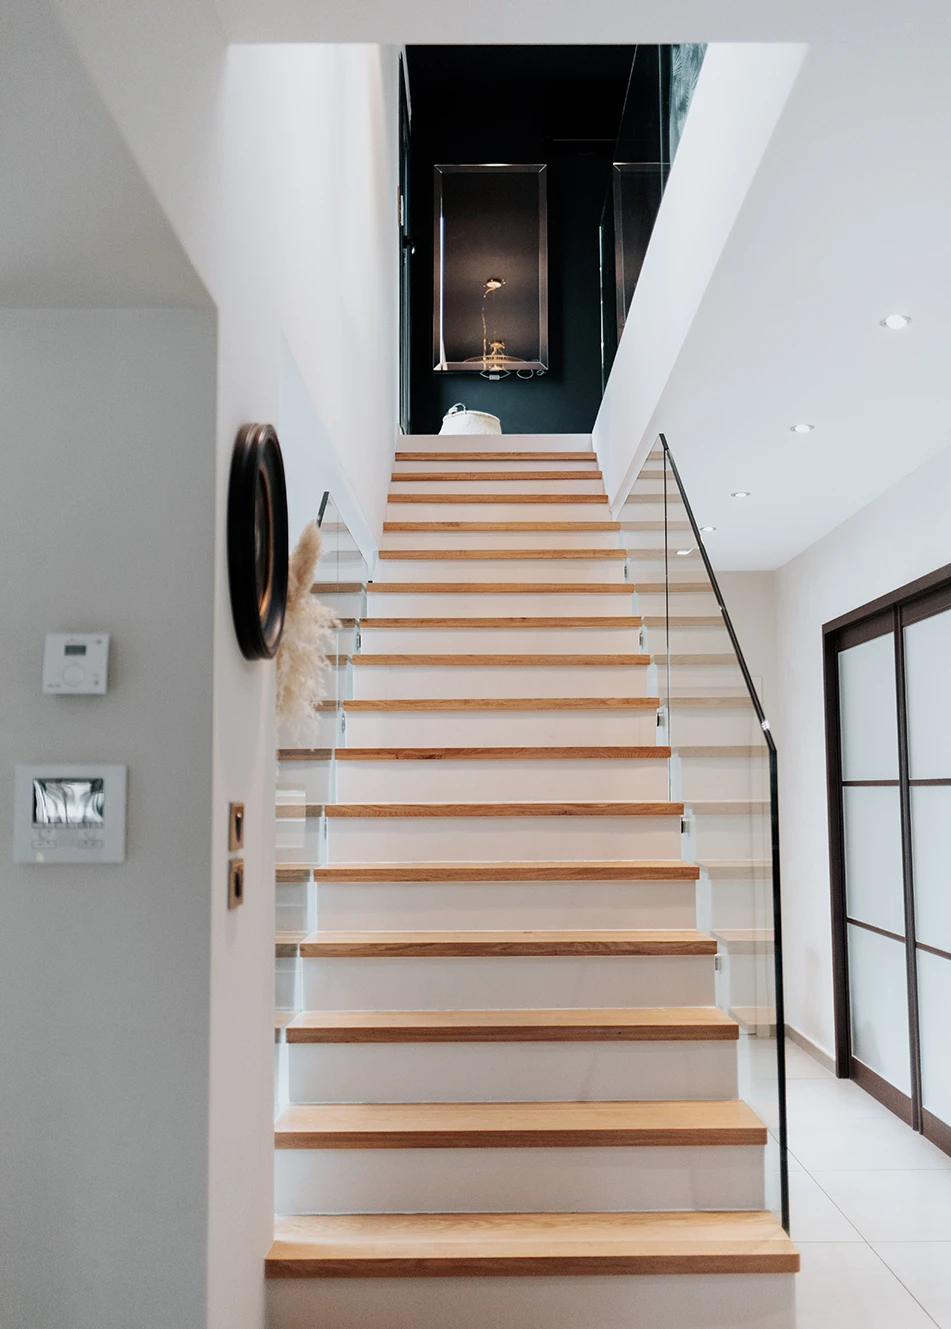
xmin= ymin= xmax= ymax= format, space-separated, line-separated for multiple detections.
xmin=227 ymin=423 xmax=288 ymax=660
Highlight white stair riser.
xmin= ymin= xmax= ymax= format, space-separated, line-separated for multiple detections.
xmin=387 ymin=503 xmax=612 ymax=523
xmin=717 ymin=952 xmax=775 ymax=1012
xmin=688 ymin=814 xmax=771 ymax=860
xmin=381 ymin=528 xmax=620 ymax=550
xmin=314 ymin=553 xmax=367 ymax=576
xmin=316 ymin=880 xmax=698 ymax=932
xmin=277 ymin=761 xmax=334 ymax=804
xmin=621 ymin=499 xmax=687 ymax=520
xmin=621 ymin=527 xmax=691 ymax=549
xmin=325 ymin=815 xmax=682 ymax=863
xmin=398 ymin=434 xmax=594 ymax=454
xmin=344 ymin=710 xmax=658 ymax=746
xmin=372 ymin=558 xmax=627 ymax=584
xmin=301 ymin=955 xmax=714 ymax=1011
xmin=627 ymin=556 xmax=703 ymax=578
xmin=287 ymin=1041 xmax=738 ymax=1105
xmin=277 ymin=712 xmax=342 ymax=750
xmin=275 ymin=815 xmax=321 ymax=865
xmin=642 ymin=625 xmax=731 ymax=653
xmin=697 ymin=877 xmax=767 ymax=934
xmin=359 ymin=626 xmax=642 ymax=652
xmin=635 ymin=592 xmax=718 ymax=616
xmin=274 ymin=1144 xmax=764 ymax=1215
xmin=663 ymin=712 xmax=763 ymax=746
xmin=367 ymin=591 xmax=634 ymax=617
xmin=276 ymin=880 xmax=312 ymax=933
xmin=675 ymin=757 xmax=770 ymax=802
xmin=266 ymin=1271 xmax=796 ymax=1329
xmin=389 ymin=478 xmax=605 ymax=495
xmin=334 ymin=759 xmax=668 ymax=802
xmin=658 ymin=665 xmax=747 ymax=692
xmin=308 ymin=590 xmax=365 ymax=617
xmin=392 ymin=459 xmax=598 ymax=474
xmin=350 ymin=665 xmax=648 ymax=701
xmin=275 ymin=958 xmax=299 ymax=1012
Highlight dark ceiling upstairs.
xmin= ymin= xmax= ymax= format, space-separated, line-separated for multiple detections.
xmin=405 ymin=45 xmax=639 ymax=435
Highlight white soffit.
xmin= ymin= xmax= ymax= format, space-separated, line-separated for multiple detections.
xmin=0 ymin=0 xmax=208 ymax=306
xmin=652 ymin=34 xmax=951 ymax=570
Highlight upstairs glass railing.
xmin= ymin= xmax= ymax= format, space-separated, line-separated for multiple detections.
xmin=620 ymin=435 xmax=789 ymax=1231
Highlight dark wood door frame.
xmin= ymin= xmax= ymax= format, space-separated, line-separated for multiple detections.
xmin=823 ymin=560 xmax=951 ymax=1154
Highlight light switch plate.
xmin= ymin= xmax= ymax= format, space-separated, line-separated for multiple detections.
xmin=43 ymin=634 xmax=110 ymax=694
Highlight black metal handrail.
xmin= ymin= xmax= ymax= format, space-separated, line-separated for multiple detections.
xmin=658 ymin=432 xmax=790 ymax=1234
xmin=316 ymin=491 xmax=330 ymax=528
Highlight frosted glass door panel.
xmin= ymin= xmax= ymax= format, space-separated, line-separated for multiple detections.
xmin=848 ymin=924 xmax=911 ymax=1094
xmin=838 ymin=634 xmax=898 ymax=780
xmin=904 ymin=608 xmax=951 ymax=778
xmin=910 ymin=786 xmax=951 ymax=955
xmin=842 ymin=785 xmax=906 ymax=935
xmin=917 ymin=951 xmax=951 ymax=1126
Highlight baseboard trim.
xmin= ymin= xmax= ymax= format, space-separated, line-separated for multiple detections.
xmin=784 ymin=1024 xmax=836 ymax=1075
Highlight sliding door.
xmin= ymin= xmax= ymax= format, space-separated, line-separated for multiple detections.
xmin=826 ymin=573 xmax=951 ymax=1154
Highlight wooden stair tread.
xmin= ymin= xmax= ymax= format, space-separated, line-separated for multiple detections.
xmin=388 ymin=494 xmax=609 ymax=504
xmin=675 ymin=745 xmax=766 ymax=758
xmin=275 ymin=930 xmax=308 ymax=957
xmin=367 ymin=582 xmax=631 ymax=593
xmin=343 ymin=697 xmax=659 ymax=711
xmin=360 ymin=616 xmax=642 ymax=628
xmin=384 ymin=521 xmax=621 ymax=531
xmin=378 ymin=548 xmax=625 ymax=560
xmin=642 ymin=616 xmax=725 ymax=627
xmin=698 ymin=860 xmax=772 ymax=880
xmin=310 ymin=581 xmax=365 ymax=593
xmin=273 ymin=1099 xmax=767 ymax=1148
xmin=312 ymin=861 xmax=700 ymax=882
xmin=333 ymin=746 xmax=671 ymax=761
xmin=634 ymin=582 xmax=711 ymax=593
xmin=391 ymin=470 xmax=603 ymax=481
xmin=323 ymin=801 xmax=683 ymax=818
xmin=298 ymin=929 xmax=715 ymax=957
xmin=278 ymin=747 xmax=333 ymax=761
xmin=351 ymin=654 xmax=649 ymax=666
xmin=688 ymin=801 xmax=770 ymax=814
xmin=285 ymin=1007 xmax=739 ymax=1043
xmin=653 ymin=654 xmax=738 ymax=666
xmin=276 ymin=866 xmax=311 ymax=883
xmin=266 ymin=1209 xmax=799 ymax=1277
xmin=394 ymin=451 xmax=597 ymax=461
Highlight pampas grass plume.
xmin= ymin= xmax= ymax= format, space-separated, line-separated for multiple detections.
xmin=276 ymin=520 xmax=340 ymax=743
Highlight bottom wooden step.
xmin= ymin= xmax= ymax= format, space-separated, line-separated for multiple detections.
xmin=266 ymin=1210 xmax=798 ymax=1277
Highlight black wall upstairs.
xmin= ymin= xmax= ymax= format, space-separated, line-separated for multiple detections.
xmin=406 ymin=46 xmax=635 ymax=437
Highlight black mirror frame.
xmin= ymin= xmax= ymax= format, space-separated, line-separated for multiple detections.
xmin=227 ymin=423 xmax=288 ymax=661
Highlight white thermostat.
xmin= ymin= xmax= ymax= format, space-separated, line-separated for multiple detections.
xmin=14 ymin=764 xmax=126 ymax=863
xmin=43 ymin=634 xmax=109 ymax=694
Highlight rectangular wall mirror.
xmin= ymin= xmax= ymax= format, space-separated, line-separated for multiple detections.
xmin=433 ymin=163 xmax=548 ymax=375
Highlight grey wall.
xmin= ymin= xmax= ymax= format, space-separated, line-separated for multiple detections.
xmin=0 ymin=308 xmax=217 ymax=1329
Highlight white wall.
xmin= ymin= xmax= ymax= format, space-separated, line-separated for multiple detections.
xmin=776 ymin=442 xmax=951 ymax=1057
xmin=0 ymin=309 xmax=217 ymax=1329
xmin=593 ymin=42 xmax=806 ymax=509
xmin=717 ymin=571 xmax=778 ymax=720
xmin=8 ymin=10 xmax=400 ymax=1328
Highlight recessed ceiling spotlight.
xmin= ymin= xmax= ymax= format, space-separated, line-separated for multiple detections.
xmin=731 ymin=491 xmax=751 ymax=499
xmin=790 ymin=423 xmax=814 ymax=434
xmin=880 ymin=313 xmax=911 ymax=330
xmin=700 ymin=525 xmax=716 ymax=533
xmin=675 ymin=549 xmax=693 ymax=557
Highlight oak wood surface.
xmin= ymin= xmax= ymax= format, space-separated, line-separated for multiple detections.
xmin=285 ymin=1007 xmax=739 ymax=1044
xmin=323 ymin=800 xmax=683 ymax=819
xmin=312 ymin=861 xmax=701 ymax=882
xmin=343 ymin=697 xmax=659 ymax=711
xmin=276 ymin=867 xmax=311 ymax=883
xmin=377 ymin=548 xmax=626 ymax=560
xmin=360 ymin=616 xmax=642 ymax=628
xmin=275 ymin=931 xmax=308 ymax=958
xmin=394 ymin=451 xmax=597 ymax=461
xmin=634 ymin=583 xmax=712 ymax=593
xmin=387 ymin=494 xmax=610 ymax=504
xmin=366 ymin=582 xmax=633 ymax=594
xmin=333 ymin=746 xmax=672 ymax=761
xmin=273 ymin=1099 xmax=767 ymax=1149
xmin=391 ymin=470 xmax=603 ymax=481
xmin=383 ymin=521 xmax=621 ymax=531
xmin=350 ymin=654 xmax=649 ymax=667
xmin=265 ymin=1209 xmax=799 ymax=1277
xmin=298 ymin=929 xmax=716 ymax=958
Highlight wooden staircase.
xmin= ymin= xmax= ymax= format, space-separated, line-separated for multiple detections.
xmin=267 ymin=434 xmax=797 ymax=1329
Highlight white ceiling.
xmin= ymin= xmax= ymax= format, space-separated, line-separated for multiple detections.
xmin=0 ymin=0 xmax=208 ymax=306
xmin=649 ymin=35 xmax=951 ymax=569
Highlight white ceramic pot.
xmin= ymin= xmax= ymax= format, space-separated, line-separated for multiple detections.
xmin=438 ymin=403 xmax=502 ymax=436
